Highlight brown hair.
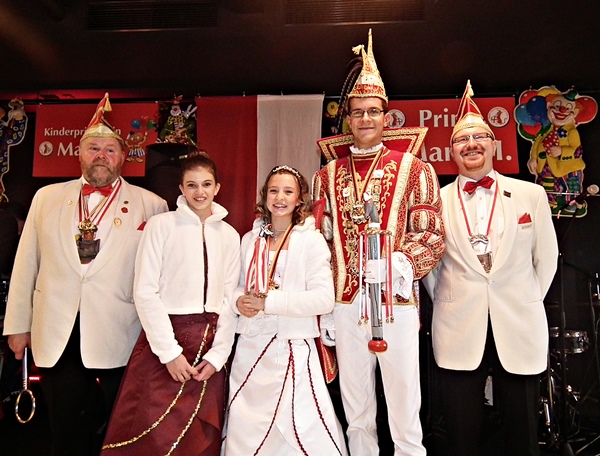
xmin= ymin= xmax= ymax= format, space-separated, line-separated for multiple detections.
xmin=255 ymin=165 xmax=312 ymax=226
xmin=345 ymin=96 xmax=388 ymax=116
xmin=179 ymin=150 xmax=219 ymax=184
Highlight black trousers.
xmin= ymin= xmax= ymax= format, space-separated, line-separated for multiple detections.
xmin=438 ymin=321 xmax=541 ymax=456
xmin=38 ymin=315 xmax=125 ymax=456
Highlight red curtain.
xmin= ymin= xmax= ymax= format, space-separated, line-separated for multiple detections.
xmin=196 ymin=96 xmax=258 ymax=235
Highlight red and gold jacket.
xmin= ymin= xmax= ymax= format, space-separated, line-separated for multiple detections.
xmin=312 ymin=145 xmax=445 ymax=305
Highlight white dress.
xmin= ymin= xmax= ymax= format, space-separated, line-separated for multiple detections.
xmin=223 ymin=251 xmax=347 ymax=456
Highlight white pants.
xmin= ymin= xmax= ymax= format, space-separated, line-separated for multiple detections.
xmin=333 ymin=301 xmax=426 ymax=456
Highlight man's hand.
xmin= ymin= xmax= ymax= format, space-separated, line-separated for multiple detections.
xmin=319 ymin=313 xmax=336 ymax=347
xmin=7 ymin=333 xmax=31 ymax=360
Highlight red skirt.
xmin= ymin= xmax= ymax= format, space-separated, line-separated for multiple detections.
xmin=102 ymin=313 xmax=225 ymax=456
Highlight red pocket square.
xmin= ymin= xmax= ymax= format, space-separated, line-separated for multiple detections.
xmin=518 ymin=213 xmax=532 ymax=224
xmin=137 ymin=221 xmax=147 ymax=231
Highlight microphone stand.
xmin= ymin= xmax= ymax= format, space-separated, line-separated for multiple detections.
xmin=593 ymin=274 xmax=600 ymax=417
xmin=561 ymin=263 xmax=600 ymax=415
xmin=570 ymin=265 xmax=600 ymax=446
xmin=556 ymin=251 xmax=575 ymax=456
xmin=584 ymin=274 xmax=600 ymax=437
xmin=554 ymin=191 xmax=596 ymax=456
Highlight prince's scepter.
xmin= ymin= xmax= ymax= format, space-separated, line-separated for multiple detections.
xmin=360 ymin=194 xmax=393 ymax=353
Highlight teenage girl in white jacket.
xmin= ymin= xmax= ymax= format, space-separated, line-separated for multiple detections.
xmin=102 ymin=152 xmax=240 ymax=456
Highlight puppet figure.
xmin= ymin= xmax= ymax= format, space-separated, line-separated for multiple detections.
xmin=158 ymin=96 xmax=197 ymax=146
xmin=515 ymin=86 xmax=597 ymax=216
xmin=125 ymin=116 xmax=155 ymax=162
xmin=0 ymin=98 xmax=28 ymax=202
xmin=125 ymin=130 xmax=147 ymax=162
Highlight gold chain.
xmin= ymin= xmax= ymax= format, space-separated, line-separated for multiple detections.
xmin=165 ymin=381 xmax=208 ymax=456
xmin=102 ymin=324 xmax=211 ymax=453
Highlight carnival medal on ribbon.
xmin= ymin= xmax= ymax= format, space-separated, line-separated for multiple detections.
xmin=245 ymin=224 xmax=272 ymax=298
xmin=77 ymin=219 xmax=100 ymax=264
xmin=76 ymin=179 xmax=122 ymax=264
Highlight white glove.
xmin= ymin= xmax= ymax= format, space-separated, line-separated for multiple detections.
xmin=365 ymin=254 xmax=414 ymax=299
xmin=391 ymin=253 xmax=413 ymax=299
xmin=319 ymin=313 xmax=336 ymax=347
xmin=364 ymin=258 xmax=388 ymax=284
xmin=321 ymin=216 xmax=334 ymax=242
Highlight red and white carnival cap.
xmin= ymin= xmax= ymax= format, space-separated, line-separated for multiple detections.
xmin=452 ymin=80 xmax=494 ymax=140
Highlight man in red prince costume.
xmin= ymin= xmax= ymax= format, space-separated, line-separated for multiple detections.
xmin=312 ymin=30 xmax=445 ymax=455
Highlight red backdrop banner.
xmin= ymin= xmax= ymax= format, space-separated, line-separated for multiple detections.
xmin=387 ymin=97 xmax=518 ymax=174
xmin=33 ymin=103 xmax=158 ymax=177
xmin=195 ymin=96 xmax=258 ymax=235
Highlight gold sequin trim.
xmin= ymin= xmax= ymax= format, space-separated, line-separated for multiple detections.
xmin=317 ymin=127 xmax=428 ymax=162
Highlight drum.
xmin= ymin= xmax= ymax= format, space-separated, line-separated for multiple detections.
xmin=549 ymin=327 xmax=589 ymax=354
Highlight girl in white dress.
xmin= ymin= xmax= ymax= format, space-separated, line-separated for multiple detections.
xmin=222 ymin=165 xmax=347 ymax=456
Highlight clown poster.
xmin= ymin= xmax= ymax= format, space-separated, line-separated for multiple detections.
xmin=515 ymin=86 xmax=597 ymax=217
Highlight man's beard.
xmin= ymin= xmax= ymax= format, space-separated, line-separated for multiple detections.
xmin=85 ymin=164 xmax=119 ymax=187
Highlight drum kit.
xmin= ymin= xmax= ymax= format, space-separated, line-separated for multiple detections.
xmin=542 ymin=189 xmax=600 ymax=454
xmin=548 ymin=327 xmax=590 ymax=356
xmin=540 ymin=297 xmax=600 ymax=453
xmin=539 ymin=324 xmax=589 ymax=448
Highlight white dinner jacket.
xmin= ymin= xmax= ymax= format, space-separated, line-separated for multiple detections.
xmin=422 ymin=173 xmax=558 ymax=375
xmin=3 ymin=178 xmax=168 ymax=368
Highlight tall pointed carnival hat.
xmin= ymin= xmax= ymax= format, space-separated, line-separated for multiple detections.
xmin=318 ymin=29 xmax=427 ymax=161
xmin=452 ymin=80 xmax=494 ymax=140
xmin=81 ymin=92 xmax=124 ymax=145
xmin=347 ymin=29 xmax=388 ymax=104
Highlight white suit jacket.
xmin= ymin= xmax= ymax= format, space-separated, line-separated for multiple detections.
xmin=422 ymin=173 xmax=558 ymax=375
xmin=3 ymin=178 xmax=168 ymax=369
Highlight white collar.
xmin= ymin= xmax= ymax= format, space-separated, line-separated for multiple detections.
xmin=350 ymin=143 xmax=383 ymax=156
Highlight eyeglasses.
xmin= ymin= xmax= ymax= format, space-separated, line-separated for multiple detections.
xmin=348 ymin=108 xmax=385 ymax=119
xmin=452 ymin=133 xmax=494 ymax=145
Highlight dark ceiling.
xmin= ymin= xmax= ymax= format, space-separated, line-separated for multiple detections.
xmin=1 ymin=0 xmax=600 ymax=101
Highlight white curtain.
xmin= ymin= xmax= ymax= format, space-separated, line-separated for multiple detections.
xmin=256 ymin=94 xmax=324 ymax=194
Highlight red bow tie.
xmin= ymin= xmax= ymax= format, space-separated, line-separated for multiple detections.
xmin=82 ymin=183 xmax=113 ymax=197
xmin=463 ymin=176 xmax=494 ymax=195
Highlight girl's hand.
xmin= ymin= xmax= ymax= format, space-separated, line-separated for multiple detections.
xmin=166 ymin=354 xmax=198 ymax=383
xmin=192 ymin=359 xmax=217 ymax=382
xmin=237 ymin=293 xmax=265 ymax=317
